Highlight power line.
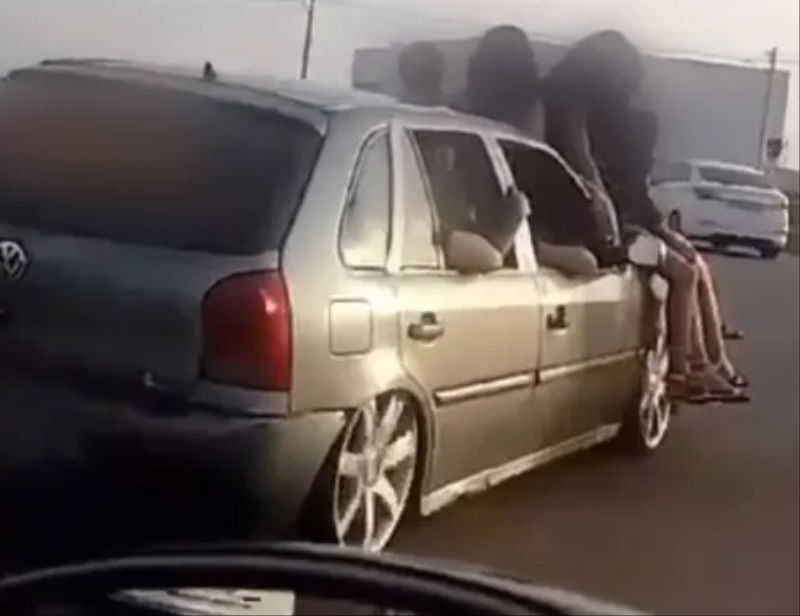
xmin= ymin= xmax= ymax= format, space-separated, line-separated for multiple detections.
xmin=107 ymin=0 xmax=800 ymax=71
xmin=315 ymin=0 xmax=800 ymax=67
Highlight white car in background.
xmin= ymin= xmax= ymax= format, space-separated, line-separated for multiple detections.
xmin=649 ymin=159 xmax=790 ymax=259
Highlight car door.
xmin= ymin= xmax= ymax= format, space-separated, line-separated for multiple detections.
xmin=497 ymin=138 xmax=641 ymax=446
xmin=389 ymin=125 xmax=542 ymax=497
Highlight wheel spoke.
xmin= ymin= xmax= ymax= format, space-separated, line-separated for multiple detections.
xmin=376 ymin=395 xmax=404 ymax=449
xmin=361 ymin=399 xmax=378 ymax=443
xmin=362 ymin=489 xmax=377 ymax=549
xmin=337 ymin=485 xmax=364 ymax=537
xmin=338 ymin=451 xmax=361 ymax=478
xmin=648 ymin=403 xmax=660 ymax=437
xmin=381 ymin=431 xmax=416 ymax=471
xmin=656 ymin=396 xmax=670 ymax=426
xmin=373 ymin=474 xmax=402 ymax=521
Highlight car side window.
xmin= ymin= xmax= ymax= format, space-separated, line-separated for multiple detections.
xmin=398 ymin=131 xmax=440 ymax=270
xmin=409 ymin=130 xmax=517 ymax=270
xmin=500 ymin=139 xmax=608 ymax=253
xmin=340 ymin=130 xmax=392 ymax=269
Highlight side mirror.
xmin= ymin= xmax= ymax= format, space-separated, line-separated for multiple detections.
xmin=443 ymin=230 xmax=504 ymax=275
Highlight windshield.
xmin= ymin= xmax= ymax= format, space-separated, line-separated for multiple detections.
xmin=0 ymin=73 xmax=321 ymax=254
xmin=697 ymin=164 xmax=772 ymax=189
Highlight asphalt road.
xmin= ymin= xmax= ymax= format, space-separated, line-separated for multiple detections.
xmin=392 ymin=251 xmax=800 ymax=616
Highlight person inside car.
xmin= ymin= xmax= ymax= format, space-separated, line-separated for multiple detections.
xmin=398 ymin=41 xmax=446 ymax=107
xmin=546 ymin=30 xmax=746 ymax=403
xmin=461 ymin=25 xmax=602 ymax=278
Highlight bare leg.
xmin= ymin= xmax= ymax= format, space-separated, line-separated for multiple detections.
xmin=661 ymin=248 xmax=697 ymax=376
xmin=659 ymin=247 xmax=744 ymax=401
xmin=695 ymin=254 xmax=738 ymax=375
xmin=688 ymin=307 xmax=740 ymax=393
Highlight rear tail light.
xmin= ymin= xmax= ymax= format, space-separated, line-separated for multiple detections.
xmin=201 ymin=271 xmax=292 ymax=391
xmin=693 ymin=187 xmax=717 ymax=200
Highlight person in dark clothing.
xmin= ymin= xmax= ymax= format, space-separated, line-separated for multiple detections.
xmin=398 ymin=41 xmax=445 ymax=107
xmin=462 ymin=25 xmax=603 ymax=277
xmin=544 ymin=30 xmax=746 ymax=402
xmin=463 ymin=25 xmax=543 ymax=135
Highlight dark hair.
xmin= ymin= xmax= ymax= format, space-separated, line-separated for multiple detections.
xmin=399 ymin=41 xmax=445 ymax=95
xmin=558 ymin=30 xmax=644 ymax=104
xmin=466 ymin=25 xmax=539 ymax=126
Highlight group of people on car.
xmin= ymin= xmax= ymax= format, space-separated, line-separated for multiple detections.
xmin=396 ymin=26 xmax=749 ymax=405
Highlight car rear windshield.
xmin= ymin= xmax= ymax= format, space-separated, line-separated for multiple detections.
xmin=0 ymin=73 xmax=322 ymax=254
xmin=697 ymin=165 xmax=771 ymax=189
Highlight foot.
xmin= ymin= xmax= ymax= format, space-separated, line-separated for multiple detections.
xmin=691 ymin=365 xmax=750 ymax=404
xmin=666 ymin=373 xmax=711 ymax=405
xmin=722 ymin=323 xmax=744 ymax=341
xmin=717 ymin=362 xmax=749 ymax=389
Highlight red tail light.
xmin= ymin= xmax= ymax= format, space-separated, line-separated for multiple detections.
xmin=201 ymin=271 xmax=292 ymax=391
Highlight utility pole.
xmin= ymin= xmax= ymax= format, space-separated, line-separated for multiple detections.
xmin=300 ymin=0 xmax=317 ymax=80
xmin=756 ymin=47 xmax=778 ymax=169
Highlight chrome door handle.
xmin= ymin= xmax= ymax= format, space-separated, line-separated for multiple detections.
xmin=546 ymin=305 xmax=569 ymax=331
xmin=408 ymin=312 xmax=445 ymax=342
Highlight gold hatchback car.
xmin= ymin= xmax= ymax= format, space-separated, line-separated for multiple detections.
xmin=0 ymin=60 xmax=670 ymax=558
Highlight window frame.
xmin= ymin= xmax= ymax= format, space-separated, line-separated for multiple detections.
xmin=337 ymin=125 xmax=394 ymax=272
xmin=492 ymin=134 xmax=605 ymax=272
xmin=393 ymin=126 xmax=444 ymax=272
xmin=397 ymin=125 xmax=534 ymax=275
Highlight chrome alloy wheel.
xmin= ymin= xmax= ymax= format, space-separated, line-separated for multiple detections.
xmin=638 ymin=314 xmax=671 ymax=450
xmin=332 ymin=393 xmax=419 ymax=552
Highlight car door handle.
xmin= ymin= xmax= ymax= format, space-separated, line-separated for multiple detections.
xmin=546 ymin=305 xmax=569 ymax=331
xmin=408 ymin=312 xmax=445 ymax=342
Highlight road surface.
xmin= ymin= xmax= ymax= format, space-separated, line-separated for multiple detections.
xmin=393 ymin=251 xmax=800 ymax=616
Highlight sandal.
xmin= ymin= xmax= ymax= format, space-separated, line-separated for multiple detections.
xmin=722 ymin=323 xmax=744 ymax=341
xmin=666 ymin=372 xmax=712 ymax=405
xmin=717 ymin=363 xmax=749 ymax=389
xmin=690 ymin=364 xmax=750 ymax=404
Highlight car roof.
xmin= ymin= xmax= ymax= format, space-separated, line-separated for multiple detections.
xmin=6 ymin=58 xmax=564 ymax=164
xmin=10 ymin=58 xmax=528 ymax=131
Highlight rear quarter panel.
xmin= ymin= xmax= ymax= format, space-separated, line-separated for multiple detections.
xmin=280 ymin=111 xmax=423 ymax=416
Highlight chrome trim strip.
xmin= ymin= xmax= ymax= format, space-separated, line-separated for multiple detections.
xmin=420 ymin=424 xmax=621 ymax=517
xmin=538 ymin=350 xmax=638 ymax=384
xmin=434 ymin=372 xmax=536 ymax=406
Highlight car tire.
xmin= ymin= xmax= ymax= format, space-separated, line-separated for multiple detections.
xmin=758 ymin=245 xmax=780 ymax=260
xmin=667 ymin=210 xmax=682 ymax=232
xmin=304 ymin=391 xmax=422 ymax=552
xmin=616 ymin=294 xmax=673 ymax=456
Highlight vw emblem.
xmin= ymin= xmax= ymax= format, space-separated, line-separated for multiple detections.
xmin=0 ymin=240 xmax=29 ymax=283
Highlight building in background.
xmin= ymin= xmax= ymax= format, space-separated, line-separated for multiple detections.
xmin=353 ymin=37 xmax=791 ymax=170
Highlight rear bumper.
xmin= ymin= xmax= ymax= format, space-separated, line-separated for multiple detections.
xmin=0 ymin=375 xmax=344 ymax=568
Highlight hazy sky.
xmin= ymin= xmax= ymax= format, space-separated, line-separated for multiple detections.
xmin=1 ymin=0 xmax=798 ymax=166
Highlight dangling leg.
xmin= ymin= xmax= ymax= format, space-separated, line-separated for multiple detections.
xmin=695 ymin=254 xmax=749 ymax=388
